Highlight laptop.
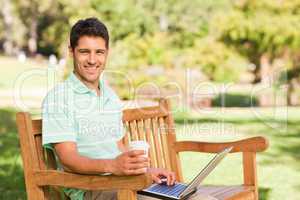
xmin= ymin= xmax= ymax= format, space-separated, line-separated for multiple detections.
xmin=137 ymin=146 xmax=233 ymax=200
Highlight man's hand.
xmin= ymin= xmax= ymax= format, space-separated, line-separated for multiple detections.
xmin=147 ymin=168 xmax=176 ymax=186
xmin=111 ymin=150 xmax=149 ymax=175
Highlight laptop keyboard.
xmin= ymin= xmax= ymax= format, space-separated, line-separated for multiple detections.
xmin=146 ymin=183 xmax=187 ymax=197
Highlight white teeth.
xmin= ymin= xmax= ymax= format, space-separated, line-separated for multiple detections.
xmin=84 ymin=66 xmax=98 ymax=68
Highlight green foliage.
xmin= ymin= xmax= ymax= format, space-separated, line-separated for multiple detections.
xmin=124 ymin=33 xmax=173 ymax=68
xmin=182 ymin=37 xmax=248 ymax=82
xmin=39 ymin=16 xmax=70 ymax=56
xmin=160 ymin=0 xmax=231 ymax=48
xmin=91 ymin=0 xmax=156 ymax=41
xmin=212 ymin=93 xmax=258 ymax=107
xmin=233 ymin=0 xmax=300 ymax=14
xmin=215 ymin=10 xmax=300 ymax=57
xmin=2 ymin=0 xmax=300 ymax=87
xmin=213 ymin=0 xmax=300 ymax=66
xmin=0 ymin=0 xmax=27 ymax=49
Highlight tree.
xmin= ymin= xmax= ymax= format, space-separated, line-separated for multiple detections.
xmin=182 ymin=36 xmax=248 ymax=82
xmin=0 ymin=0 xmax=26 ymax=55
xmin=212 ymin=0 xmax=300 ymax=104
xmin=13 ymin=0 xmax=66 ymax=56
xmin=213 ymin=0 xmax=300 ymax=82
xmin=0 ymin=0 xmax=14 ymax=55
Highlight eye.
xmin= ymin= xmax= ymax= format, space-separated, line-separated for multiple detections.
xmin=78 ymin=50 xmax=89 ymax=54
xmin=96 ymin=50 xmax=106 ymax=55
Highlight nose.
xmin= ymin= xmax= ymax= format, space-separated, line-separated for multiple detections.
xmin=87 ymin=52 xmax=96 ymax=65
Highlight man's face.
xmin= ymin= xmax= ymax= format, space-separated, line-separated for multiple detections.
xmin=71 ymin=36 xmax=108 ymax=84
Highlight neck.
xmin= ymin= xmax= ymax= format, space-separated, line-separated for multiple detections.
xmin=74 ymin=72 xmax=100 ymax=94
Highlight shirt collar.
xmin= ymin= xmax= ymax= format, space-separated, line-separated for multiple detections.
xmin=67 ymin=72 xmax=106 ymax=97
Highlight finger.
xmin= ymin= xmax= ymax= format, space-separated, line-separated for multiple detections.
xmin=125 ymin=168 xmax=147 ymax=175
xmin=152 ymin=175 xmax=162 ymax=184
xmin=127 ymin=150 xmax=145 ymax=157
xmin=158 ymin=170 xmax=169 ymax=180
xmin=129 ymin=156 xmax=149 ymax=163
xmin=153 ymin=170 xmax=171 ymax=185
xmin=162 ymin=171 xmax=175 ymax=185
xmin=160 ymin=171 xmax=173 ymax=186
xmin=170 ymin=172 xmax=176 ymax=185
xmin=172 ymin=172 xmax=176 ymax=185
xmin=167 ymin=173 xmax=172 ymax=186
xmin=127 ymin=162 xmax=149 ymax=170
xmin=167 ymin=172 xmax=172 ymax=185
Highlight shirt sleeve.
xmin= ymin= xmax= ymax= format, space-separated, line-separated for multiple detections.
xmin=42 ymin=87 xmax=76 ymax=146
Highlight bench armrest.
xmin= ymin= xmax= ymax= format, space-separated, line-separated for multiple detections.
xmin=173 ymin=136 xmax=268 ymax=153
xmin=33 ymin=170 xmax=152 ymax=191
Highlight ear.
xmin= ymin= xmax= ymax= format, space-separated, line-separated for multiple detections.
xmin=68 ymin=46 xmax=74 ymax=58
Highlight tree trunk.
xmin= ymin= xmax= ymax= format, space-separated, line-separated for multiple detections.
xmin=287 ymin=82 xmax=293 ymax=106
xmin=1 ymin=0 xmax=14 ymax=55
xmin=288 ymin=78 xmax=300 ymax=106
xmin=258 ymin=53 xmax=273 ymax=106
xmin=250 ymin=53 xmax=261 ymax=84
xmin=260 ymin=53 xmax=272 ymax=84
xmin=28 ymin=17 xmax=38 ymax=56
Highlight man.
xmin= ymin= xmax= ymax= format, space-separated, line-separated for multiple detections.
xmin=42 ymin=18 xmax=176 ymax=200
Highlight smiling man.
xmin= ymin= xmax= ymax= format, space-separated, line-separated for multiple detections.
xmin=42 ymin=18 xmax=175 ymax=200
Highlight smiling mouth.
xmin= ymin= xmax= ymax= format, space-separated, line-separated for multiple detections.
xmin=84 ymin=65 xmax=99 ymax=74
xmin=84 ymin=65 xmax=99 ymax=68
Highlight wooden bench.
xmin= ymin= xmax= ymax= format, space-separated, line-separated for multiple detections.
xmin=16 ymin=98 xmax=268 ymax=200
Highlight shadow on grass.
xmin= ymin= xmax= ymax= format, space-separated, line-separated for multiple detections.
xmin=275 ymin=142 xmax=300 ymax=170
xmin=0 ymin=108 xmax=19 ymax=159
xmin=259 ymin=187 xmax=271 ymax=200
xmin=0 ymin=162 xmax=26 ymax=199
xmin=0 ymin=108 xmax=26 ymax=199
xmin=0 ymin=109 xmax=17 ymax=134
xmin=278 ymin=144 xmax=300 ymax=159
xmin=174 ymin=117 xmax=300 ymax=126
xmin=274 ymin=125 xmax=300 ymax=164
xmin=260 ymin=125 xmax=300 ymax=172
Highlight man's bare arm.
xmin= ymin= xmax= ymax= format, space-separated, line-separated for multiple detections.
xmin=54 ymin=142 xmax=149 ymax=175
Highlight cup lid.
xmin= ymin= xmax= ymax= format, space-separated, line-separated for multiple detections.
xmin=129 ymin=140 xmax=149 ymax=148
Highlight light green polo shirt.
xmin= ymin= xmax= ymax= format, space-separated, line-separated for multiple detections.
xmin=42 ymin=72 xmax=124 ymax=200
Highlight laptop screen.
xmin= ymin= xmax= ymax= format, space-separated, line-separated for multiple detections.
xmin=179 ymin=146 xmax=233 ymax=198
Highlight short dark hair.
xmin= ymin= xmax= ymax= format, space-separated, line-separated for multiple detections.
xmin=70 ymin=17 xmax=109 ymax=49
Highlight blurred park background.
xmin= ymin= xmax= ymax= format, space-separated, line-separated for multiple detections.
xmin=0 ymin=0 xmax=300 ymax=199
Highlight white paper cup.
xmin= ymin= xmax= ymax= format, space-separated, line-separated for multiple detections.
xmin=129 ymin=140 xmax=149 ymax=158
xmin=129 ymin=140 xmax=149 ymax=173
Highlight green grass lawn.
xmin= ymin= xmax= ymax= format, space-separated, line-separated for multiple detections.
xmin=175 ymin=107 xmax=300 ymax=200
xmin=0 ymin=107 xmax=299 ymax=199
